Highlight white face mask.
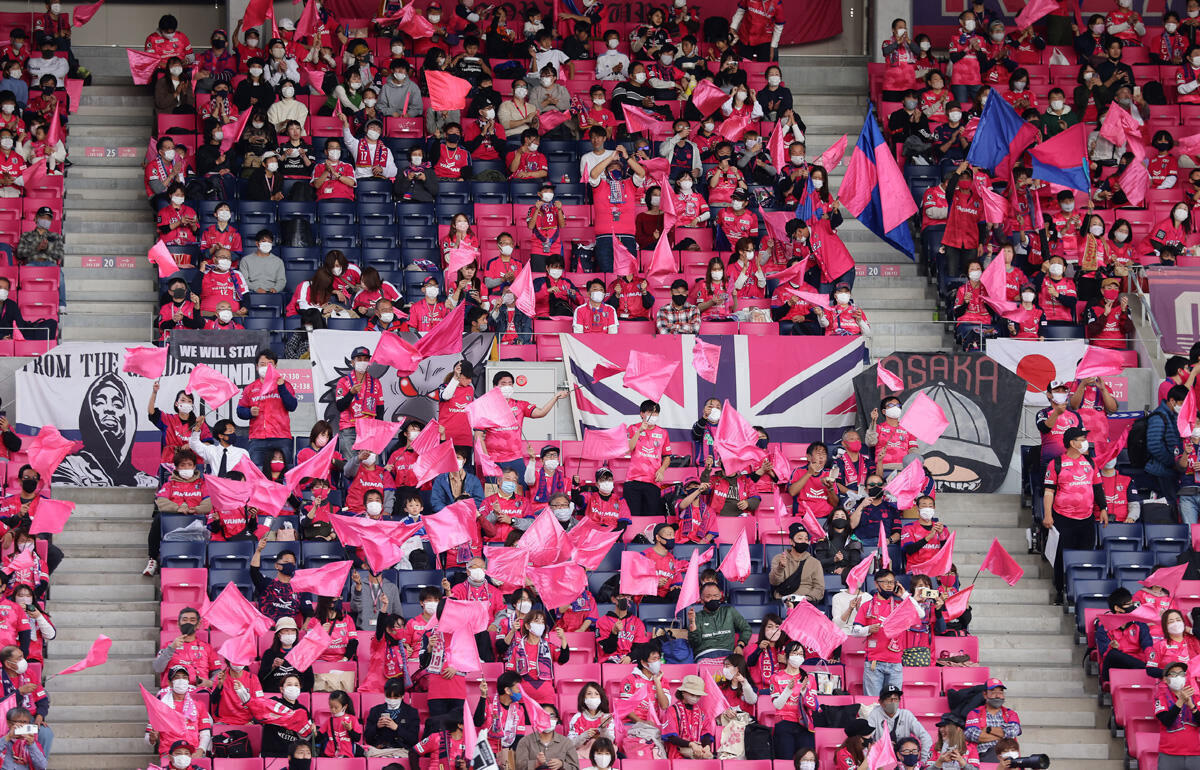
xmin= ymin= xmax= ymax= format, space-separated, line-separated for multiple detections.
xmin=170 ymin=195 xmax=186 ymax=207
xmin=633 ymin=72 xmax=647 ymax=84
xmin=584 ymin=695 xmax=601 ymax=711
xmin=1049 ymin=99 xmax=1064 ymax=112
xmin=1051 ymin=391 xmax=1068 ymax=404
xmin=594 ymin=756 xmax=613 ymax=768
xmin=169 ymin=66 xmax=184 ymax=77
xmin=540 ymin=76 xmax=554 ymax=88
xmin=589 ymin=289 xmax=605 ymax=303
xmin=835 ymin=292 xmax=850 ymax=305
xmin=1021 ymin=291 xmax=1036 ymax=303
xmin=327 ymin=149 xmax=342 ymax=161
xmin=540 ymin=191 xmax=554 ymax=202
xmin=968 ymin=269 xmax=982 ymax=281
xmin=514 ymin=86 xmax=528 ymax=99
xmin=280 ymin=632 xmax=298 ymax=646
xmin=1168 ymin=22 xmax=1180 ymax=32
xmin=257 ymin=364 xmax=270 ymax=378
xmin=468 ymin=567 xmax=486 ymax=582
xmin=281 ymin=86 xmax=295 ymax=98
xmin=425 ymin=286 xmax=439 ymax=299
xmin=884 ymin=406 xmax=902 ymax=419
xmin=1077 ymin=440 xmax=1089 ymax=453
xmin=379 ymin=312 xmax=394 ymax=324
xmin=249 ymin=67 xmax=263 ymax=77
xmin=553 ymin=506 xmax=573 ymax=521
xmin=800 ymin=762 xmax=817 ymax=770
xmin=172 ymin=678 xmax=189 ymax=695
xmin=367 ymin=129 xmax=381 ymax=141
xmin=409 ymin=154 xmax=423 ymax=165
xmin=768 ymin=75 xmax=782 ymax=87
xmin=1177 ymin=208 xmax=1191 ymax=222
xmin=598 ymin=480 xmax=614 ymax=494
xmin=787 ymin=654 xmax=804 ymax=668
xmin=1090 ymin=224 xmax=1104 ymax=237
xmin=500 ymin=384 xmax=515 ymax=398
xmin=964 ymin=19 xmax=976 ymax=31
xmin=172 ymin=754 xmax=191 ymax=769
xmin=516 ymin=600 xmax=533 ymax=614
xmin=711 ymin=270 xmax=724 ymax=281
xmin=0 ymin=105 xmax=11 ymax=115
xmin=217 ymin=258 xmax=232 ymax=272
xmin=499 ymin=244 xmax=514 ymax=256
xmin=1170 ymin=621 xmax=1187 ymax=636
xmin=1049 ymin=263 xmax=1064 ymax=277
xmin=355 ymin=360 xmax=369 ymax=373
xmin=918 ymin=507 xmax=935 ymax=521
xmin=266 ymin=161 xmax=279 ymax=172
xmin=812 ymin=178 xmax=824 ymax=191
xmin=217 ymin=309 xmax=233 ymax=323
xmin=548 ymin=268 xmax=564 ymax=280
xmin=366 ymin=500 xmax=383 ymax=516
xmin=282 ymin=684 xmax=301 ymax=700
xmin=258 ymin=241 xmax=272 ymax=254
xmin=991 ymin=31 xmax=1005 ymax=42
xmin=423 ymin=601 xmax=439 ymax=615
xmin=178 ymin=467 xmax=195 ymax=480
xmin=1170 ymin=674 xmax=1188 ymax=691
xmin=215 ymin=209 xmax=232 ymax=223
xmin=680 ymin=180 xmax=693 ymax=192
xmin=364 ymin=98 xmax=377 ymax=107
xmin=946 ymin=108 xmax=963 ymax=122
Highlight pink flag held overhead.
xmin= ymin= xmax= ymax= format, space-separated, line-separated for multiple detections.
xmin=1016 ymin=0 xmax=1058 ymax=27
xmin=483 ymin=546 xmax=530 ymax=588
xmin=415 ymin=302 xmax=466 ymax=360
xmin=581 ymin=424 xmax=630 ymax=461
xmin=520 ymin=687 xmax=554 ymax=732
xmin=612 ymin=238 xmax=639 ymax=277
xmin=220 ymin=108 xmax=253 ymax=154
xmin=592 ymin=362 xmax=625 ymax=381
xmin=1142 ymin=563 xmax=1188 ymax=596
xmin=880 ymin=597 xmax=921 ymax=639
xmin=818 ymin=134 xmax=849 ymax=171
xmin=619 ymin=551 xmax=659 ymax=595
xmin=566 ymin=520 xmax=623 ymax=571
xmin=719 ymin=528 xmax=751 ymax=582
xmin=978 ymin=183 xmax=1009 ymax=224
xmin=425 ymin=71 xmax=474 ymax=111
xmin=899 ymin=392 xmax=950 ymax=445
xmin=413 ymin=440 xmax=460 ymax=487
xmin=440 ymin=598 xmax=491 ymax=633
xmin=674 ymin=548 xmax=705 ymax=615
xmin=515 ymin=508 xmax=567 ymax=567
xmin=884 ymin=458 xmax=926 ymax=510
xmin=1075 ymin=345 xmax=1128 ymax=379
xmin=846 ymin=551 xmax=875 ymax=592
xmin=717 ymin=113 xmax=752 ymax=142
xmin=622 ymin=105 xmax=675 ymax=140
xmin=126 ymin=49 xmax=161 ymax=85
xmin=72 ymin=0 xmax=105 ymax=27
xmin=352 ymin=417 xmax=403 ymax=455
xmin=186 ymin=364 xmax=240 ymax=408
xmin=530 ymin=561 xmax=589 ymax=609
xmin=286 ymin=623 xmax=332 ymax=671
xmin=465 ymin=387 xmax=519 ymax=431
xmin=511 ymin=260 xmax=535 ymax=317
xmin=1180 ymin=387 xmax=1199 ymax=439
xmin=217 ymin=629 xmax=258 ymax=667
xmin=798 ymin=502 xmax=826 ymax=542
xmin=372 ymin=332 xmax=422 ymax=374
xmin=2 ymin=549 xmax=34 ymax=576
xmin=284 ymin=435 xmax=337 ymax=492
xmin=29 ymin=498 xmax=74 ymax=535
xmin=1119 ymin=161 xmax=1150 ymax=207
xmin=25 ymin=426 xmax=81 ymax=484
xmin=780 ymin=599 xmax=847 ymax=659
xmin=411 ymin=419 xmax=442 ymax=455
xmin=247 ymin=480 xmax=291 ymax=516
xmin=444 ymin=247 xmax=478 ymax=276
xmin=768 ymin=121 xmax=788 ymax=172
xmin=123 ymin=345 xmax=170 ymax=379
xmin=444 ymin=628 xmax=483 ymax=674
xmin=147 ymin=239 xmax=180 ymax=278
xmin=54 ymin=634 xmax=110 ymax=676
xmin=288 ymin=560 xmax=353 ymax=596
xmin=714 ymin=399 xmax=767 ymax=474
xmin=623 ymin=349 xmax=680 ymax=402
xmin=876 ymin=365 xmax=903 ymax=392
xmin=693 ymin=339 xmax=721 ymax=383
xmin=423 ymin=500 xmax=477 ymax=553
xmin=645 ymin=230 xmax=676 ymax=283
xmin=690 ymin=79 xmax=728 ymax=115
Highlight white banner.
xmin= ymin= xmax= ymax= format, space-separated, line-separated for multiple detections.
xmin=985 ymin=338 xmax=1089 ymax=405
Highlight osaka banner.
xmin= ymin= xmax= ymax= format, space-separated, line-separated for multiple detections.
xmin=562 ymin=334 xmax=866 ymax=443
xmin=15 ymin=332 xmax=269 ymax=486
xmin=1147 ymin=266 xmax=1200 ymax=355
xmin=308 ymin=330 xmax=496 ymax=426
xmin=852 ymin=353 xmax=1025 ymax=493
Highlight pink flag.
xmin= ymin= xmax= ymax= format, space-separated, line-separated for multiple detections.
xmin=220 ymin=107 xmax=253 ymax=154
xmin=2 ymin=549 xmax=33 ymax=576
xmin=530 ymin=561 xmax=589 ymax=609
xmin=593 ymin=362 xmax=625 ymax=381
xmin=565 ymin=520 xmax=622 ymax=570
xmin=186 ymin=364 xmax=239 ymax=408
xmin=483 ymin=546 xmax=530 ymax=589
xmin=247 ymin=480 xmax=290 ymax=516
xmin=619 ymin=551 xmax=659 ymax=595
xmin=719 ymin=528 xmax=751 ymax=582
xmin=284 ymin=435 xmax=337 ymax=492
xmin=426 ymin=71 xmax=473 ymax=111
xmin=521 ymin=686 xmax=554 ymax=732
xmin=140 ymin=684 xmax=187 ymax=735
xmin=289 ymin=560 xmax=352 ymax=596
xmin=768 ymin=444 xmax=793 ymax=488
xmin=878 ymin=520 xmax=891 ymax=568
xmin=693 ymin=339 xmax=720 ymax=384
xmin=415 ymin=302 xmax=466 ymax=360
xmin=511 ymin=260 xmax=535 ymax=317
xmin=1119 ymin=161 xmax=1150 ymax=207
xmin=1143 ymin=563 xmax=1188 ymax=596
xmin=294 ymin=0 xmax=320 ymax=37
xmin=1015 ymin=0 xmax=1058 ymax=27
xmin=462 ymin=698 xmax=478 ymax=761
xmin=123 ymin=345 xmax=169 ymax=379
xmin=411 ymin=420 xmax=443 ymax=455
xmin=445 ymin=627 xmax=483 ymax=674
xmin=880 ymin=598 xmax=921 ymax=639
xmin=622 ymin=105 xmax=675 ymax=140
xmin=241 ymin=0 xmax=273 ymax=27
xmin=690 ymin=80 xmax=728 ymax=115
xmin=466 ymin=387 xmax=519 ymax=431
xmin=440 ymin=599 xmax=491 ymax=633
xmin=942 ymin=585 xmax=973 ymax=620
xmin=516 ymin=508 xmax=567 ymax=567
xmin=846 ymin=551 xmax=875 ymax=592
xmin=1179 ymin=387 xmax=1198 ymax=439
xmin=72 ymin=0 xmax=105 ymax=26
xmin=980 ymin=253 xmax=1007 ymax=303
xmin=15 ymin=158 xmax=47 ymax=188
xmin=205 ymin=475 xmax=251 ymax=511
xmin=329 ymin=515 xmax=420 ymax=573
xmin=884 ymin=458 xmax=926 ymax=509
xmin=581 ymin=424 xmax=630 ymax=461
xmin=126 ymin=48 xmax=160 ymax=85
xmin=352 ymin=417 xmax=403 ymax=455
xmin=700 ymin=669 xmax=730 ymax=728
xmin=613 ymin=238 xmax=639 ymax=277
xmin=1075 ymin=345 xmax=1128 ymax=379
xmin=780 ymin=599 xmax=847 ymax=659
xmin=768 ymin=121 xmax=788 ymax=173
xmin=764 ymin=259 xmax=807 ymax=287
xmin=640 ymin=156 xmax=672 ymax=182
xmin=717 ymin=113 xmax=752 ymax=142
xmin=26 ymin=426 xmax=80 ymax=481
xmin=980 ymin=538 xmax=1024 ymax=586
xmin=286 ymin=622 xmax=331 ymax=670
xmin=867 ymin=729 xmax=899 ymax=769
xmin=537 ymin=109 xmax=573 ymax=132
xmin=978 ymin=183 xmax=1009 ymax=225
xmin=798 ymin=502 xmax=826 ymax=542
xmin=46 ymin=108 xmax=63 ymax=148
xmin=1178 ymin=131 xmax=1200 ymax=157
xmin=205 ymin=582 xmax=273 ymax=638
xmin=645 ymin=230 xmax=676 ymax=283
xmin=909 ymin=531 xmax=956 ymax=577
xmin=877 ymin=365 xmax=903 ymax=392
xmin=29 ymin=498 xmax=74 ymax=535
xmin=1100 ymin=104 xmax=1146 ymax=161
xmin=424 ymin=499 xmax=478 ymax=553
xmin=413 ymin=440 xmax=459 ymax=486
xmin=445 ymin=247 xmax=478 ymax=276
xmin=899 ymin=392 xmax=950 ymax=445
xmin=372 ymin=332 xmax=422 ymax=375
xmin=148 ymin=239 xmax=179 ymax=278
xmin=714 ymin=399 xmax=767 ymax=474
xmin=474 ymin=437 xmax=503 ymax=477
xmin=622 ymin=349 xmax=680 ymax=402
xmin=818 ymin=134 xmax=849 ymax=172
xmin=301 ymin=64 xmax=326 ymax=93
xmin=55 ymin=634 xmax=110 ymax=676
xmin=674 ymin=548 xmax=705 ymax=615
xmin=217 ymin=629 xmax=258 ymax=667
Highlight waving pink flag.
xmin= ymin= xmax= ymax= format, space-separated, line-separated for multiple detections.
xmin=2 ymin=549 xmax=34 ymax=576
xmin=516 ymin=508 xmax=567 ymax=567
xmin=718 ymin=113 xmax=752 ymax=142
xmin=768 ymin=444 xmax=793 ymax=485
xmin=880 ymin=598 xmax=921 ymax=639
xmin=593 ymin=362 xmax=625 ymax=381
xmin=846 ymin=551 xmax=875 ymax=592
xmin=623 ymin=349 xmax=680 ymax=402
xmin=693 ymin=339 xmax=720 ymax=383
xmin=691 ymin=79 xmax=728 ymax=115
xmin=531 ymin=561 xmax=588 ymax=609
xmin=148 ymin=239 xmax=180 ymax=278
xmin=186 ymin=364 xmax=239 ymax=408
xmin=942 ymin=585 xmax=974 ymax=620
xmin=1180 ymin=388 xmax=1199 ymax=441
xmin=126 ymin=49 xmax=161 ymax=85
xmin=798 ymin=502 xmax=826 ymax=542
xmin=29 ymin=498 xmax=74 ymax=535
xmin=353 ymin=417 xmax=403 ymax=455
xmin=362 ymin=521 xmax=422 ymax=573
xmin=674 ymin=548 xmax=705 ymax=615
xmin=468 ymin=387 xmax=521 ymax=430
xmin=372 ymin=332 xmax=422 ymax=374
xmin=374 ymin=3 xmax=435 ymax=37
xmin=462 ymin=698 xmax=478 ymax=761
xmin=565 ymin=520 xmax=622 ymax=570
xmin=1075 ymin=345 xmax=1128 ymax=379
xmin=818 ymin=134 xmax=848 ymax=172
xmin=764 ymin=260 xmax=807 ymax=287
xmin=25 ymin=426 xmax=79 ymax=483
xmin=613 ymin=238 xmax=639 ymax=277
xmin=122 ymin=345 xmax=168 ymax=379
xmin=780 ymin=599 xmax=847 ymax=659
xmin=426 ymin=71 xmax=473 ymax=111
xmin=217 ymin=629 xmax=258 ymax=667
xmin=483 ymin=546 xmax=530 ymax=589
xmin=54 ymin=634 xmax=111 ymax=676
xmin=424 ymin=500 xmax=478 ymax=553
xmin=719 ymin=528 xmax=751 ymax=582
xmin=411 ymin=420 xmax=443 ymax=455
xmin=204 ymin=475 xmax=251 ymax=511
xmin=289 ymin=560 xmax=353 ymax=596
xmin=140 ymin=684 xmax=187 ymax=735
xmin=769 ymin=121 xmax=788 ymax=172
xmin=1100 ymin=104 xmax=1146 ymax=161
xmin=284 ymin=435 xmax=337 ymax=491
xmin=415 ymin=302 xmax=466 ymax=359
xmin=294 ymin=0 xmax=320 ymax=37
xmin=441 ymin=599 xmax=491 ymax=633
xmin=205 ymin=582 xmax=273 ymax=638
xmin=286 ymin=623 xmax=331 ymax=670
xmin=1119 ymin=161 xmax=1150 ymax=206
xmin=899 ymin=392 xmax=950 ymax=445
xmin=72 ymin=0 xmax=105 ymax=26
xmin=619 ymin=551 xmax=659 ymax=595
xmin=247 ymin=480 xmax=290 ymax=516
xmin=220 ymin=107 xmax=253 ymax=154
xmin=445 ymin=247 xmax=478 ymax=276
xmin=867 ymin=729 xmax=899 ymax=769
xmin=413 ymin=441 xmax=460 ymax=486
xmin=622 ymin=105 xmax=675 ymax=140
xmin=878 ymin=521 xmax=891 ymax=568
xmin=980 ymin=538 xmax=1025 ymax=586
xmin=521 ymin=687 xmax=555 ymax=732
xmin=977 ymin=183 xmax=1009 ymax=224
xmin=884 ymin=458 xmax=926 ymax=510
xmin=877 ymin=365 xmax=903 ymax=392
xmin=444 ymin=627 xmax=483 ymax=674
xmin=909 ymin=531 xmax=956 ymax=577
xmin=301 ymin=64 xmax=326 ymax=93
xmin=1143 ymin=563 xmax=1188 ymax=596
xmin=581 ymin=424 xmax=630 ymax=461
xmin=714 ymin=399 xmax=767 ymax=474
xmin=645 ymin=230 xmax=676 ymax=283
xmin=700 ymin=669 xmax=730 ymax=732
xmin=474 ymin=437 xmax=502 ymax=477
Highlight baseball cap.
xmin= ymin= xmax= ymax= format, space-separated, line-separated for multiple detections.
xmin=350 ymin=346 xmax=371 ymax=359
xmin=881 ymin=684 xmax=903 ymax=697
xmin=1062 ymin=426 xmax=1088 ymax=444
xmin=986 ymin=677 xmax=1006 ymax=690
xmin=34 ymin=206 xmax=52 ymax=218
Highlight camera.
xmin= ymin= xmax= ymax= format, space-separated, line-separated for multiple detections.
xmin=916 ymin=587 xmax=939 ymax=601
xmin=13 ymin=725 xmax=36 ymax=736
xmin=1010 ymin=755 xmax=1050 ymax=769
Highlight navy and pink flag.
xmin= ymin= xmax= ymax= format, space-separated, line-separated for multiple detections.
xmin=1029 ymin=122 xmax=1090 ymax=192
xmin=965 ymin=89 xmax=1039 ymax=180
xmin=839 ymin=105 xmax=918 ymax=257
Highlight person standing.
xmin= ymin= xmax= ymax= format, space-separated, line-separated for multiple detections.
xmin=236 ymin=349 xmax=297 ymax=467
xmin=334 ymin=346 xmax=384 ymax=459
xmin=1043 ymin=427 xmax=1107 ymax=603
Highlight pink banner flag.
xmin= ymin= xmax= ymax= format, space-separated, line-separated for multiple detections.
xmin=2 ymin=549 xmax=34 ymax=576
xmin=719 ymin=528 xmax=751 ymax=582
xmin=372 ymin=332 xmax=422 ymax=374
xmin=818 ymin=134 xmax=849 ymax=172
xmin=941 ymin=585 xmax=973 ymax=620
xmin=511 ymin=259 xmax=535 ymax=317
xmin=521 ymin=687 xmax=555 ymax=732
xmin=483 ymin=546 xmax=530 ymax=589
xmin=622 ymin=104 xmax=675 ymax=140
xmin=980 ymin=538 xmax=1024 ymax=586
xmin=1100 ymin=104 xmax=1146 ymax=161
xmin=690 ymin=79 xmax=728 ymax=115
xmin=718 ymin=113 xmax=752 ymax=142
xmin=530 ymin=561 xmax=589 ymax=609
xmin=424 ymin=499 xmax=477 ymax=553
xmin=581 ymin=424 xmax=629 ymax=462
xmin=674 ymin=548 xmax=705 ymax=615
xmin=1179 ymin=131 xmax=1200 ymax=157
xmin=980 ymin=253 xmax=1007 ymax=303
xmin=410 ymin=420 xmax=442 ymax=455
xmin=768 ymin=444 xmax=793 ymax=487
xmin=284 ymin=435 xmax=337 ymax=492
xmin=867 ymin=728 xmax=899 ymax=769
xmin=285 ymin=622 xmax=331 ymax=671
xmin=415 ymin=302 xmax=466 ymax=360
xmin=54 ymin=634 xmax=110 ymax=676
xmin=769 ymin=120 xmax=788 ymax=173
xmin=220 ymin=107 xmax=253 ymax=154
xmin=884 ymin=458 xmax=926 ymax=509
xmin=877 ymin=365 xmax=903 ymax=392
xmin=693 ymin=339 xmax=720 ymax=384
xmin=426 ymin=71 xmax=473 ymax=111
xmin=714 ymin=399 xmax=767 ymax=474
xmin=798 ymin=502 xmax=826 ymax=542
xmin=205 ymin=581 xmax=273 ymax=638
xmin=700 ymin=669 xmax=730 ymax=730
xmin=466 ymin=387 xmax=520 ymax=431
xmin=909 ymin=531 xmax=956 ymax=577
xmin=140 ymin=684 xmax=187 ymax=735
xmin=186 ymin=364 xmax=239 ymax=408
xmin=1143 ymin=563 xmax=1188 ymax=596
xmin=444 ymin=627 xmax=483 ymax=674
xmin=899 ymin=392 xmax=950 ymax=445
xmin=123 ymin=345 xmax=169 ymax=379
xmin=537 ymin=109 xmax=572 ymax=132
xmin=640 ymin=156 xmax=672 ymax=183
xmin=204 ymin=475 xmax=251 ymax=511
xmin=878 ymin=520 xmax=891 ymax=568
xmin=413 ymin=440 xmax=459 ymax=487
xmin=622 ymin=349 xmax=680 ymax=402
xmin=440 ymin=598 xmax=491 ymax=633
xmin=880 ymin=597 xmax=921 ymax=639
xmin=978 ymin=183 xmax=1009 ymax=224
xmin=516 ymin=507 xmax=567 ymax=567
xmin=217 ymin=629 xmax=258 ymax=667
xmin=16 ymin=158 xmax=47 ymax=188
xmin=565 ymin=520 xmax=622 ymax=570
xmin=247 ymin=480 xmax=290 ymax=516
xmin=126 ymin=48 xmax=160 ymax=85
xmin=445 ymin=247 xmax=478 ymax=276
xmin=593 ymin=362 xmax=625 ymax=381
xmin=352 ymin=417 xmax=403 ymax=455
xmin=1075 ymin=345 xmax=1128 ymax=379
xmin=1015 ymin=0 xmax=1058 ymax=27
xmin=462 ymin=697 xmax=478 ymax=761
xmin=29 ymin=498 xmax=74 ymax=535
xmin=846 ymin=551 xmax=875 ymax=592
xmin=289 ymin=560 xmax=352 ymax=596
xmin=1119 ymin=160 xmax=1149 ymax=207
xmin=780 ymin=599 xmax=847 ymax=659
xmin=645 ymin=230 xmax=676 ymax=283
xmin=394 ymin=3 xmax=436 ymax=38
xmin=1181 ymin=387 xmax=1199 ymax=439
xmin=619 ymin=551 xmax=659 ymax=595
xmin=72 ymin=0 xmax=105 ymax=26
xmin=301 ymin=64 xmax=326 ymax=93
xmin=613 ymin=238 xmax=639 ymax=277
xmin=474 ymin=437 xmax=502 ymax=477
xmin=764 ymin=259 xmax=807 ymax=287
xmin=25 ymin=425 xmax=80 ymax=484
xmin=148 ymin=239 xmax=180 ymax=278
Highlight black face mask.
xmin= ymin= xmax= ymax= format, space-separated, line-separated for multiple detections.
xmin=179 ymin=622 xmax=197 ymax=635
xmin=20 ymin=479 xmax=37 ymax=494
xmin=1156 ymin=143 xmax=1172 ymax=152
xmin=279 ymin=562 xmax=297 ymax=577
xmin=659 ymin=537 xmax=675 ymax=549
xmin=172 ymin=288 xmax=187 ymax=300
xmin=877 ymin=588 xmax=894 ymax=598
xmin=830 ymin=519 xmax=848 ymax=530
xmin=616 ymin=598 xmax=629 ymax=612
xmin=220 ymin=433 xmax=236 ymax=445
xmin=756 ymin=438 xmax=769 ymax=449
xmin=671 ymin=294 xmax=686 ymax=306
xmin=867 ymin=485 xmax=884 ymax=498
xmin=41 ymin=86 xmax=52 ymax=95
xmin=212 ymin=39 xmax=227 ymax=49
xmin=288 ymin=760 xmax=312 ymax=770
xmin=703 ymin=599 xmax=722 ymax=612
xmin=792 ymin=542 xmax=809 ymax=554
xmin=445 ymin=134 xmax=460 ymax=145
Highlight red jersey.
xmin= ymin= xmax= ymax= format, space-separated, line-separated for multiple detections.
xmin=483 ymin=398 xmax=536 ymax=462
xmin=1044 ymin=454 xmax=1102 ymax=519
xmin=237 ymin=377 xmax=296 ymax=439
xmin=312 ymin=161 xmax=355 ymax=200
xmin=853 ymin=594 xmax=908 ymax=663
xmin=334 ymin=373 xmax=384 ymax=428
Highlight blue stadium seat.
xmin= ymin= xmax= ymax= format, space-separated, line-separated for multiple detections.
xmin=301 ymin=540 xmax=349 ymax=568
xmin=397 ymin=204 xmax=436 ymax=227
xmin=160 ymin=541 xmax=206 ymax=568
xmin=729 ymin=573 xmax=772 ymax=605
xmin=361 ymin=247 xmax=400 ymax=270
xmin=1145 ymin=524 xmax=1189 ymax=547
xmin=556 ymin=183 xmax=586 ymax=205
xmin=278 ymin=201 xmax=318 ymax=221
xmin=1070 ymin=578 xmax=1117 ymax=607
xmin=470 ymin=181 xmax=510 ymax=204
xmin=357 ymin=202 xmax=397 ymax=226
xmin=207 ymin=568 xmax=253 ymax=600
xmin=241 ymin=317 xmax=279 ymax=332
xmin=280 ymin=246 xmax=321 ymax=264
xmin=318 ymin=224 xmax=359 ymax=250
xmin=239 ymin=201 xmax=277 ymax=225
xmin=244 ymin=293 xmax=285 ymax=312
xmin=356 ymin=178 xmax=393 ymax=203
xmin=317 ymin=200 xmax=357 ymax=225
xmin=438 ymin=182 xmax=472 ymax=205
xmin=207 ymin=541 xmax=255 ymax=570
xmin=285 ymin=269 xmax=312 ymax=294
xmin=159 ymin=514 xmax=204 ymax=538
xmin=397 ymin=569 xmax=446 ymax=605
xmin=1109 ymin=551 xmax=1156 ymax=583
xmin=436 ymin=200 xmax=472 ymax=224
xmin=510 ymin=181 xmax=542 ymax=204
xmin=587 ymin=570 xmax=618 ymax=596
xmin=360 ymin=225 xmax=397 ymax=248
xmin=326 ymin=317 xmax=365 ymax=331
xmin=1099 ymin=522 xmax=1143 ymax=549
xmin=592 ymin=546 xmax=624 ymax=572
xmin=1152 ymin=541 xmax=1187 ymax=565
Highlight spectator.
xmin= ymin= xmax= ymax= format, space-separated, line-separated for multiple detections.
xmin=378 ymin=59 xmax=422 ymax=117
xmin=187 ymin=418 xmax=248 ymax=478
xmin=236 ymin=349 xmax=297 ymax=466
xmin=1148 ymin=385 xmax=1187 ymax=511
xmin=240 ymin=230 xmax=286 ymax=294
xmin=868 ymin=397 xmax=919 ymax=473
xmin=1043 ymin=426 xmax=1106 ymax=601
xmin=198 ymin=248 xmax=247 ymax=315
xmin=145 ymin=663 xmax=210 ymax=760
xmin=1094 ymin=587 xmax=1152 ymax=681
xmin=261 ymin=672 xmax=311 ymax=756
xmin=814 ymin=508 xmax=863 ymax=576
xmin=768 ymin=643 xmax=818 ymax=758
xmin=868 ymin=685 xmax=933 ymax=760
xmin=964 ymin=678 xmax=1022 ymax=762
xmin=901 ymin=495 xmax=951 ymax=571
xmin=153 ymin=605 xmax=219 ymax=688
xmin=363 ymin=677 xmax=419 ymax=758
xmin=334 ymin=346 xmax=385 ymax=455
xmin=154 ymin=56 xmax=194 ymax=114
xmin=686 ymin=582 xmax=751 ymax=661
xmin=514 ymin=702 xmax=578 ymax=770
xmin=656 ymin=279 xmax=701 ymax=334
xmin=15 ymin=207 xmax=62 ymax=266
xmin=312 ymin=138 xmax=357 ymax=200
xmin=1154 ymin=660 xmax=1200 ymax=766
xmin=931 ymin=713 xmax=979 ymax=770
xmin=250 ymin=540 xmax=312 ymax=622
xmin=430 ymin=445 xmax=485 ymax=512
xmin=245 ymin=150 xmax=285 ymax=201
xmin=348 ymin=568 xmax=400 ymax=633
xmin=768 ymin=523 xmax=825 ymax=602
xmin=834 ymin=719 xmax=876 ymax=770
xmin=852 ymin=569 xmax=918 ymax=695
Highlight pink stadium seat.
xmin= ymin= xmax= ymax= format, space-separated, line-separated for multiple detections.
xmin=214 ymin=759 xmax=265 ymax=770
xmin=160 ymin=568 xmax=207 ymax=604
xmin=941 ymin=666 xmax=990 ymax=692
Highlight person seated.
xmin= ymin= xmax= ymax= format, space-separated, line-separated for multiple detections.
xmin=362 ymin=677 xmax=419 ymax=758
xmin=394 ymin=145 xmax=438 ymax=202
xmin=198 ymin=248 xmax=247 ymax=316
xmin=344 ymin=451 xmax=396 ymax=514
xmin=1094 ymin=587 xmax=1152 ymax=682
xmin=341 ymin=114 xmax=397 ymax=181
xmin=351 ymin=267 xmax=402 ymax=317
xmin=901 ymin=495 xmax=951 ymax=570
xmin=507 ymin=128 xmax=548 ymax=179
xmin=311 ymin=138 xmax=356 ymax=201
xmin=572 ymin=278 xmax=618 ymax=334
xmin=15 ymin=206 xmax=62 ymax=266
xmin=963 ymin=679 xmax=1021 ymax=763
xmin=813 ymin=508 xmax=863 ymax=576
xmin=769 ymin=523 xmax=825 ymax=602
xmin=853 ymin=471 xmax=903 ymax=545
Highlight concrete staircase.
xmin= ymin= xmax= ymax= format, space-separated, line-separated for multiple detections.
xmin=937 ymin=493 xmax=1123 ymax=770
xmin=780 ymin=56 xmax=953 ymax=357
xmin=43 ymin=487 xmax=157 ymax=769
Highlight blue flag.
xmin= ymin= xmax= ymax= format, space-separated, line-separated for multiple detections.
xmin=839 ymin=105 xmax=917 ymax=259
xmin=965 ymin=94 xmax=1040 ymax=178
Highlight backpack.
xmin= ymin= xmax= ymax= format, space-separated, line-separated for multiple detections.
xmin=660 ymin=635 xmax=694 ymax=664
xmin=211 ymin=729 xmax=251 ymax=758
xmin=743 ymin=722 xmax=774 ymax=760
xmin=1126 ymin=410 xmax=1156 ymax=468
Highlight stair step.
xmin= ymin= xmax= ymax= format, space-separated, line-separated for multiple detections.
xmin=45 ymin=671 xmax=157 ymax=692
xmin=47 ymin=638 xmax=156 ymax=657
xmin=53 ymin=488 xmax=156 ymax=505
xmin=49 ymin=582 xmax=157 ymax=601
xmin=1018 ymin=727 xmax=1121 ymax=759
xmin=50 ymin=556 xmax=151 ymax=574
xmin=50 ymin=752 xmax=158 ymax=770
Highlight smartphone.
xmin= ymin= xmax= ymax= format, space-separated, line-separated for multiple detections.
xmin=14 ymin=724 xmax=36 ymax=736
